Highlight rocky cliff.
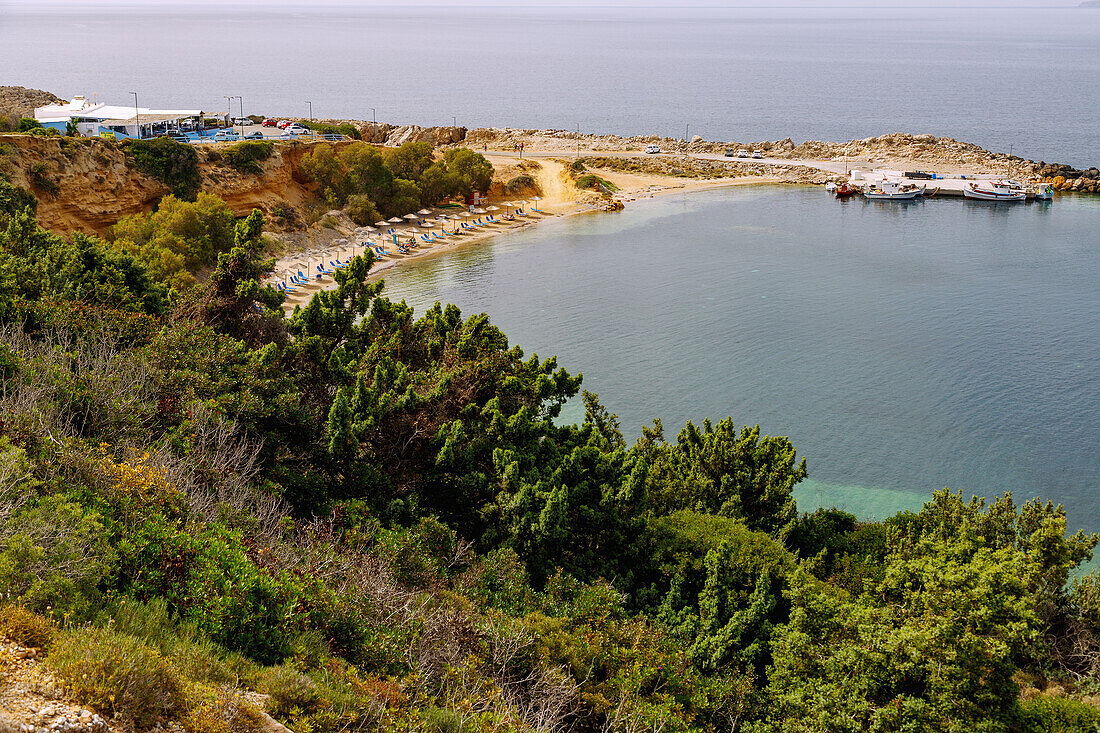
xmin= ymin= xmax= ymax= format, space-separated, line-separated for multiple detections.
xmin=0 ymin=86 xmax=63 ymax=129
xmin=0 ymin=135 xmax=328 ymax=235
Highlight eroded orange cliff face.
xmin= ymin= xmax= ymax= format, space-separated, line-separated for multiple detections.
xmin=1 ymin=135 xmax=326 ymax=235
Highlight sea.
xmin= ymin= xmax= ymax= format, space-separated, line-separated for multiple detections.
xmin=2 ymin=3 xmax=1099 ymax=529
xmin=376 ymin=189 xmax=1100 ymax=531
xmin=2 ymin=3 xmax=1100 ymax=166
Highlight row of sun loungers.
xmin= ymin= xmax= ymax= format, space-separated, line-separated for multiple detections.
xmin=268 ymin=206 xmax=544 ymax=299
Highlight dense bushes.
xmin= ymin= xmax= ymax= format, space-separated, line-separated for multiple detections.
xmin=48 ymin=626 xmax=188 ymax=726
xmin=222 ymin=140 xmax=273 ymax=174
xmin=300 ymin=121 xmax=361 ymax=139
xmin=4 ymin=187 xmax=1100 ymax=733
xmin=123 ymin=137 xmax=201 ymax=200
xmin=298 ymin=141 xmax=494 ymax=218
xmin=108 ymin=193 xmax=236 ymax=290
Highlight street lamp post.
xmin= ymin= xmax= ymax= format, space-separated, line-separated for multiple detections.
xmin=307 ymin=101 xmax=313 ymax=123
xmin=129 ymin=91 xmax=138 ymax=139
xmin=452 ymin=115 xmax=456 ymax=128
xmin=685 ymin=123 xmax=690 ymax=144
xmin=371 ymin=107 xmax=376 ymax=124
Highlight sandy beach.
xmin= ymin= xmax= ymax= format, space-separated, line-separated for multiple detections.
xmin=274 ymin=154 xmax=779 ymax=309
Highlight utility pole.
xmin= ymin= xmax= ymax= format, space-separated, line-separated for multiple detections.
xmin=576 ymin=123 xmax=580 ymax=159
xmin=452 ymin=115 xmax=456 ymax=128
xmin=129 ymin=91 xmax=138 ymax=139
xmin=685 ymin=123 xmax=690 ymax=143
xmin=306 ymin=101 xmax=313 ymax=123
xmin=371 ymin=107 xmax=376 ymax=124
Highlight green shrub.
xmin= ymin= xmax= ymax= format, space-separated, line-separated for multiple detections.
xmin=29 ymin=161 xmax=59 ymax=194
xmin=0 ymin=604 xmax=57 ymax=649
xmin=575 ymin=174 xmax=597 ymax=189
xmin=1017 ymin=695 xmax=1100 ymax=733
xmin=258 ymin=665 xmax=321 ymax=718
xmin=570 ymin=159 xmax=587 ymax=172
xmin=123 ymin=137 xmax=201 ymax=200
xmin=345 ymin=193 xmax=380 ymax=226
xmin=223 ymin=140 xmax=273 ymax=175
xmin=504 ymin=174 xmax=535 ymax=193
xmin=301 ymin=121 xmax=361 ymax=140
xmin=48 ymin=626 xmax=187 ymax=726
xmin=0 ymin=179 xmax=37 ymax=217
xmin=17 ymin=118 xmax=42 ymax=133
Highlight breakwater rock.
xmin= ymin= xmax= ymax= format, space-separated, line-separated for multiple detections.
xmin=1035 ymin=162 xmax=1100 ymax=193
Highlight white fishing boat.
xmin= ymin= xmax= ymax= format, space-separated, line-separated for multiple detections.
xmin=862 ymin=180 xmax=925 ymax=200
xmin=963 ymin=180 xmax=1026 ymax=201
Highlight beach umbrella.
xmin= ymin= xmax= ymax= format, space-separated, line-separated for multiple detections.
xmin=374 ymin=220 xmax=388 ymax=227
xmin=486 ymin=205 xmax=499 ymax=211
xmin=531 ymin=196 xmax=542 ymax=212
xmin=402 ymin=213 xmax=418 ymax=221
xmin=417 ymin=208 xmax=433 ymax=216
xmin=472 ymin=207 xmax=487 ymax=215
xmin=387 ymin=217 xmax=403 ymax=224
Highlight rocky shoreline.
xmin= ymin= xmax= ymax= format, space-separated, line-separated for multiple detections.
xmin=322 ymin=120 xmax=1097 ymax=192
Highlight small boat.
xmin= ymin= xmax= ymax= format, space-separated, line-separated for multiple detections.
xmin=1032 ymin=183 xmax=1054 ymax=200
xmin=922 ymin=186 xmax=940 ymax=197
xmin=862 ymin=180 xmax=925 ymax=200
xmin=834 ymin=182 xmax=858 ymax=198
xmin=963 ymin=180 xmax=1026 ymax=201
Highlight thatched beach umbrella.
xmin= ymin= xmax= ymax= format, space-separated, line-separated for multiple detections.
xmin=387 ymin=217 xmax=403 ymax=224
xmin=530 ymin=196 xmax=542 ymax=212
xmin=402 ymin=213 xmax=418 ymax=221
xmin=374 ymin=220 xmax=388 ymax=227
xmin=417 ymin=208 xmax=433 ymax=216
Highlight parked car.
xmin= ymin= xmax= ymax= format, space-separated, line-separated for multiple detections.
xmin=232 ymin=117 xmax=253 ymax=126
xmin=645 ymin=144 xmax=661 ymax=154
xmin=724 ymin=148 xmax=734 ymax=157
xmin=285 ymin=124 xmax=311 ymax=135
xmin=276 ymin=120 xmax=292 ymax=129
xmin=737 ymin=149 xmax=750 ymax=158
xmin=751 ymin=150 xmax=763 ymax=159
xmin=262 ymin=118 xmax=277 ymax=127
xmin=243 ymin=130 xmax=264 ymax=140
xmin=213 ymin=130 xmax=238 ymax=142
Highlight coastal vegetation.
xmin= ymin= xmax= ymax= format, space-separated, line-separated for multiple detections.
xmin=3 ymin=176 xmax=1100 ymax=733
xmin=221 ymin=140 xmax=274 ymax=175
xmin=298 ymin=140 xmax=493 ymax=220
xmin=121 ymin=137 xmax=201 ymax=201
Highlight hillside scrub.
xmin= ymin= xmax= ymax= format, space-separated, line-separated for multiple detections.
xmin=298 ymin=140 xmax=494 ymax=218
xmin=122 ymin=137 xmax=201 ymax=200
xmin=107 ymin=192 xmax=236 ymax=290
xmin=222 ymin=140 xmax=273 ymax=175
xmin=3 ymin=186 xmax=1100 ymax=733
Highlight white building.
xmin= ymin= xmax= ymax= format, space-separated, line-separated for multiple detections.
xmin=34 ymin=96 xmax=202 ymax=139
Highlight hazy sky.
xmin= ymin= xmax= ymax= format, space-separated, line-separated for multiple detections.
xmin=0 ymin=0 xmax=1085 ymax=7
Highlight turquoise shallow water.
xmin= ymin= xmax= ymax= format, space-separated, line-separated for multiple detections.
xmin=376 ymin=187 xmax=1100 ymax=530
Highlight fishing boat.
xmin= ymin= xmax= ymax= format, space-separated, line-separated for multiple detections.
xmin=862 ymin=180 xmax=925 ymax=200
xmin=963 ymin=180 xmax=1026 ymax=201
xmin=1032 ymin=183 xmax=1054 ymax=200
xmin=830 ymin=182 xmax=858 ymax=198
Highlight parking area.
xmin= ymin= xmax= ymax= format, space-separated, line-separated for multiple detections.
xmin=158 ymin=117 xmax=350 ymax=144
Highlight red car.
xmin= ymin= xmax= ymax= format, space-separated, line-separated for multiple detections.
xmin=262 ymin=118 xmax=277 ymax=127
xmin=276 ymin=120 xmax=292 ymax=129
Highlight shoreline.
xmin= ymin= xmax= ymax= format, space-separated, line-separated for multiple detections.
xmin=277 ymin=169 xmax=783 ymax=308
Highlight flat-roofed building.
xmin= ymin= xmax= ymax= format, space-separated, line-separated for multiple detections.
xmin=34 ymin=96 xmax=202 ymax=139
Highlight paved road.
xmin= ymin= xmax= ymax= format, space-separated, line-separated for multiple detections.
xmin=483 ymin=148 xmax=865 ymax=176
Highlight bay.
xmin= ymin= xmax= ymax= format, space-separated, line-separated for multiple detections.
xmin=376 ymin=187 xmax=1100 ymax=529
